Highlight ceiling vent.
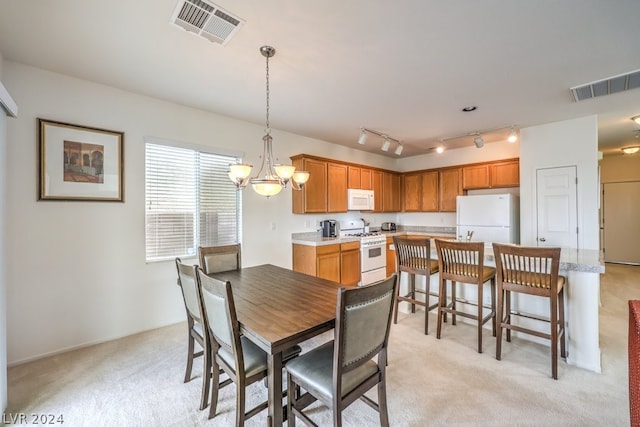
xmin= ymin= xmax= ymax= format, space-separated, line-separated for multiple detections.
xmin=169 ymin=0 xmax=244 ymax=45
xmin=570 ymin=69 xmax=640 ymax=102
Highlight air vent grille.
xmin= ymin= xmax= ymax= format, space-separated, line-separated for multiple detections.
xmin=170 ymin=0 xmax=244 ymax=45
xmin=570 ymin=70 xmax=640 ymax=102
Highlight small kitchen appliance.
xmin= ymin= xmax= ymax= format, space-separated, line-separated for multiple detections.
xmin=381 ymin=222 xmax=396 ymax=231
xmin=321 ymin=220 xmax=339 ymax=238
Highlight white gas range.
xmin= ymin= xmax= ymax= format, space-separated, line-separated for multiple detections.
xmin=339 ymin=220 xmax=387 ymax=286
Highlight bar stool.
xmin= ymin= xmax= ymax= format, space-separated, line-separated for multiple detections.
xmin=392 ymin=236 xmax=439 ymax=334
xmin=492 ymin=243 xmax=566 ymax=379
xmin=435 ymin=239 xmax=496 ymax=353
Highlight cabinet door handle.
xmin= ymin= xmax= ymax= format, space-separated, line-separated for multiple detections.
xmin=539 ymin=237 xmax=546 ymax=242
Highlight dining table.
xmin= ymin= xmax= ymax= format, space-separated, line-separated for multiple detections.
xmin=209 ymin=263 xmax=351 ymax=426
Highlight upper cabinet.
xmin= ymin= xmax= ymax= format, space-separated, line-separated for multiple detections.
xmin=439 ymin=167 xmax=462 ymax=212
xmin=292 ymin=156 xmax=327 ymax=214
xmin=382 ymin=172 xmax=402 ymax=212
xmin=327 ymin=162 xmax=348 ymax=212
xmin=462 ymin=159 xmax=519 ymax=190
xmin=403 ymin=171 xmax=438 ymax=212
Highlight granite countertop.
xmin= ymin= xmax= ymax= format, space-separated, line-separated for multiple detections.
xmin=291 ymin=227 xmax=604 ymax=274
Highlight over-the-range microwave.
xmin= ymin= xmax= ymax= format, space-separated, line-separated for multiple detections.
xmin=347 ymin=188 xmax=374 ymax=211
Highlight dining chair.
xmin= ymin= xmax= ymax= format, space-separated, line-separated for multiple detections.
xmin=198 ymin=244 xmax=242 ymax=275
xmin=195 ymin=267 xmax=301 ymax=425
xmin=392 ymin=236 xmax=439 ymax=334
xmin=285 ymin=274 xmax=398 ymax=427
xmin=435 ymin=239 xmax=496 ymax=353
xmin=175 ymin=258 xmax=211 ymax=411
xmin=492 ymin=243 xmax=566 ymax=379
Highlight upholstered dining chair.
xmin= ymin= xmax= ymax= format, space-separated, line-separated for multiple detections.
xmin=392 ymin=236 xmax=439 ymax=334
xmin=175 ymin=258 xmax=211 ymax=411
xmin=195 ymin=267 xmax=301 ymax=425
xmin=492 ymin=243 xmax=566 ymax=379
xmin=435 ymin=239 xmax=496 ymax=353
xmin=285 ymin=274 xmax=398 ymax=427
xmin=198 ymin=244 xmax=242 ymax=275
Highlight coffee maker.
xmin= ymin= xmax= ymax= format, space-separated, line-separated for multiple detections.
xmin=321 ymin=220 xmax=339 ymax=237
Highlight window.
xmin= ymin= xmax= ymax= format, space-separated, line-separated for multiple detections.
xmin=145 ymin=141 xmax=241 ymax=262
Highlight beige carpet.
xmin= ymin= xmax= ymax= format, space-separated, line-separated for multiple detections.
xmin=5 ymin=264 xmax=635 ymax=426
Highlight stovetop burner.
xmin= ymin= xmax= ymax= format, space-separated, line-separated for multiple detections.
xmin=342 ymin=232 xmax=381 ymax=237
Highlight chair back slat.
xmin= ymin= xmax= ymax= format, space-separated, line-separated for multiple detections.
xmin=393 ymin=236 xmax=431 ymax=274
xmin=436 ymin=240 xmax=484 ymax=283
xmin=175 ymin=259 xmax=202 ymax=322
xmin=493 ymin=244 xmax=560 ymax=291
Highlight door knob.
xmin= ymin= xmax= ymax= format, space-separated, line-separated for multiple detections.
xmin=539 ymin=237 xmax=546 ymax=242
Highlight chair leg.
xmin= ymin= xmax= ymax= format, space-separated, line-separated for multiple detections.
xmin=377 ymin=378 xmax=390 ymax=427
xmin=559 ymin=288 xmax=567 ymax=358
xmin=184 ymin=332 xmax=194 ymax=383
xmin=236 ymin=379 xmax=246 ymax=427
xmin=393 ymin=272 xmax=401 ymax=325
xmin=496 ymin=285 xmax=503 ymax=361
xmin=199 ymin=343 xmax=211 ymax=410
xmin=424 ymin=273 xmax=429 ymax=335
xmin=410 ymin=274 xmax=416 ymax=314
xmin=477 ymin=280 xmax=484 ymax=353
xmin=287 ymin=372 xmax=296 ymax=427
xmin=505 ymin=290 xmax=512 ymax=343
xmin=551 ymin=290 xmax=559 ymax=380
xmin=451 ymin=281 xmax=457 ymax=326
xmin=491 ymin=278 xmax=497 ymax=337
xmin=436 ymin=277 xmax=446 ymax=339
xmin=208 ymin=363 xmax=220 ymax=419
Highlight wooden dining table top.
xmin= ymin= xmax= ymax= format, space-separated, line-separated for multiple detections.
xmin=210 ymin=263 xmax=350 ymax=354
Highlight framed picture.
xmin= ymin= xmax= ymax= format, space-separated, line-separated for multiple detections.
xmin=38 ymin=118 xmax=124 ymax=201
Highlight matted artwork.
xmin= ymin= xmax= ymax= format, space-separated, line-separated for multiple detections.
xmin=38 ymin=119 xmax=124 ymax=201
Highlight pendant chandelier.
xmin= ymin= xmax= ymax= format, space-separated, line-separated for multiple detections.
xmin=228 ymin=45 xmax=309 ymax=197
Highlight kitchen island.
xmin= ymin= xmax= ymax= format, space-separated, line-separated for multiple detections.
xmin=292 ymin=229 xmax=604 ymax=373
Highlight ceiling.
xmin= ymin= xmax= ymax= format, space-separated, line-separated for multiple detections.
xmin=1 ymin=0 xmax=640 ymax=158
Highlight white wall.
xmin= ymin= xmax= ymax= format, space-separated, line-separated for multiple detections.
xmin=520 ymin=116 xmax=599 ymax=249
xmin=3 ymin=62 xmax=403 ymax=365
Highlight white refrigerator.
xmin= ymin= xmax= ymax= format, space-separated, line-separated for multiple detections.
xmin=456 ymin=194 xmax=520 ymax=244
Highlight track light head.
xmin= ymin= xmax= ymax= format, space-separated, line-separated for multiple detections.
xmin=381 ymin=137 xmax=391 ymax=152
xmin=508 ymin=127 xmax=518 ymax=143
xmin=473 ymin=134 xmax=484 ymax=148
xmin=435 ymin=143 xmax=445 ymax=154
xmin=394 ymin=143 xmax=403 ymax=156
xmin=357 ymin=129 xmax=367 ymax=145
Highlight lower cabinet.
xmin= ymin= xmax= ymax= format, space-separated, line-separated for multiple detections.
xmin=386 ymin=236 xmax=396 ymax=277
xmin=292 ymin=242 xmax=361 ymax=285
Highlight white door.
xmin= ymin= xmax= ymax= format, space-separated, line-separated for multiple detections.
xmin=603 ymin=181 xmax=640 ymax=264
xmin=536 ymin=166 xmax=578 ymax=248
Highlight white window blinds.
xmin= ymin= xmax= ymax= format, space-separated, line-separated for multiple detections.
xmin=145 ymin=142 xmax=241 ymax=262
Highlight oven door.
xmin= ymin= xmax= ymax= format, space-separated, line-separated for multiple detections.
xmin=361 ymin=267 xmax=387 ymax=286
xmin=361 ymin=243 xmax=386 ymax=273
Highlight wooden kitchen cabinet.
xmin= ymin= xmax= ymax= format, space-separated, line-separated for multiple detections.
xmin=327 ymin=162 xmax=348 ymax=212
xmin=340 ymin=241 xmax=361 ymax=286
xmin=348 ymin=166 xmax=361 ymax=189
xmin=292 ymin=157 xmax=327 ymax=214
xmin=383 ymin=172 xmax=401 ymax=212
xmin=360 ymin=168 xmax=372 ymax=190
xmin=386 ymin=236 xmax=396 ymax=277
xmin=462 ymin=159 xmax=519 ymax=189
xmin=372 ymin=170 xmax=384 ymax=212
xmin=292 ymin=242 xmax=359 ymax=285
xmin=403 ymin=171 xmax=438 ymax=212
xmin=439 ymin=167 xmax=462 ymax=212
xmin=462 ymin=164 xmax=490 ymax=189
xmin=490 ymin=160 xmax=520 ymax=187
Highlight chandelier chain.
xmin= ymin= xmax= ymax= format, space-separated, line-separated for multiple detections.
xmin=265 ymin=52 xmax=270 ymax=133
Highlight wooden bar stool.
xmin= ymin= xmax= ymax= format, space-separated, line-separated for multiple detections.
xmin=392 ymin=236 xmax=439 ymax=334
xmin=492 ymin=243 xmax=566 ymax=379
xmin=435 ymin=239 xmax=496 ymax=353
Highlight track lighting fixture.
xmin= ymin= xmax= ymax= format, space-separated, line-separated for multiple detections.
xmin=357 ymin=127 xmax=401 ymax=154
xmin=435 ymin=142 xmax=446 ymax=154
xmin=631 ymin=115 xmax=640 ymax=125
xmin=357 ymin=129 xmax=367 ymax=145
xmin=507 ymin=127 xmax=519 ymax=143
xmin=473 ymin=134 xmax=484 ymax=148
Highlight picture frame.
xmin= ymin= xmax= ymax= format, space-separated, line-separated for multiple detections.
xmin=38 ymin=118 xmax=124 ymax=202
